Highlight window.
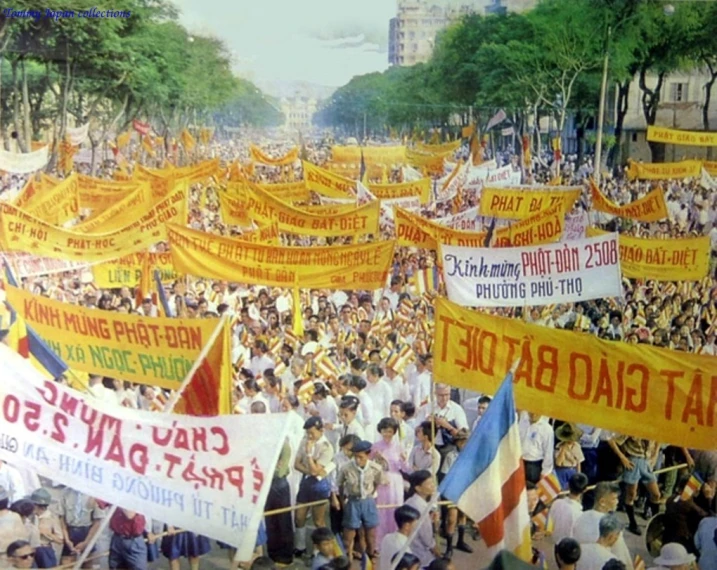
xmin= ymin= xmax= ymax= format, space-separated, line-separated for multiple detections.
xmin=408 ymin=31 xmax=415 ymax=40
xmin=631 ymin=132 xmax=638 ymax=142
xmin=670 ymin=82 xmax=688 ymax=102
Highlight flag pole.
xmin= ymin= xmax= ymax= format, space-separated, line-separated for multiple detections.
xmin=73 ymin=314 xmax=228 ymax=569
xmin=388 ymin=499 xmax=437 ymax=570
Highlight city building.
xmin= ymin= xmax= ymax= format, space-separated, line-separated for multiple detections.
xmin=617 ymin=68 xmax=717 ymax=161
xmin=281 ymin=96 xmax=318 ymax=132
xmin=388 ymin=0 xmax=537 ymax=66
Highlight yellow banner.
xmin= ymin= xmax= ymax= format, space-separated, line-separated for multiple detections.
xmin=646 ymin=125 xmax=717 ymax=147
xmin=77 ymin=176 xmax=144 ymax=212
xmin=167 ymin=224 xmax=395 ymax=289
xmin=0 ymin=186 xmax=187 ymax=262
xmin=302 ymin=161 xmax=356 ymax=198
xmin=180 ymin=129 xmax=196 ymax=152
xmin=75 ymin=184 xmax=154 ymax=233
xmin=590 ymin=179 xmax=668 ymax=222
xmin=235 ymin=223 xmax=281 ymax=245
xmin=479 ymin=187 xmax=581 ymax=219
xmin=5 ymin=285 xmax=221 ymax=389
xmin=229 ymin=180 xmax=311 ymax=203
xmin=331 ymin=146 xmax=406 ymax=165
xmin=368 ymin=178 xmax=431 ymax=204
xmin=249 ymin=145 xmax=299 ymax=166
xmin=218 ymin=191 xmax=252 ymax=227
xmin=405 ymin=149 xmax=448 ymax=168
xmin=434 ymin=297 xmax=715 ymax=450
xmin=326 ymin=162 xmax=385 ymax=179
xmin=92 ymin=252 xmax=179 ymax=288
xmin=492 ymin=203 xmax=564 ymax=247
xmin=137 ymin=158 xmax=220 ymax=186
xmin=587 ymin=228 xmax=710 ymax=281
xmin=244 ymin=184 xmax=379 ymax=237
xmin=626 ymin=159 xmax=703 ymax=180
xmin=24 ymin=173 xmax=80 ymax=226
xmin=704 ymin=160 xmax=717 ymax=176
xmin=416 ymin=140 xmax=461 ymax=154
xmin=300 ymin=203 xmax=360 ymax=216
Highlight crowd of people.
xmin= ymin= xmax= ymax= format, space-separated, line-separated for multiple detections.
xmin=0 ymin=132 xmax=715 ymax=570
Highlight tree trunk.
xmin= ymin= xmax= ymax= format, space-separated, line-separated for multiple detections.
xmin=639 ymin=68 xmax=665 ymax=162
xmin=608 ymin=79 xmax=631 ymax=168
xmin=48 ymin=47 xmax=74 ymax=173
xmin=21 ymin=59 xmax=32 ymax=150
xmin=704 ymin=69 xmax=716 ymax=160
xmin=0 ymin=55 xmax=4 ymax=149
xmin=11 ymin=60 xmax=27 ymax=153
xmin=89 ymin=132 xmax=98 ymax=176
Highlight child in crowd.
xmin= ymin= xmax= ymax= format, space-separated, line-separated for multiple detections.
xmin=311 ymin=527 xmax=337 ymax=570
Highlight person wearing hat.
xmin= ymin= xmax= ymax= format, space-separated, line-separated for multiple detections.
xmin=438 ymin=428 xmax=473 ymax=558
xmin=0 ymin=487 xmax=29 ymax=568
xmin=336 ymin=440 xmax=383 ymax=562
xmin=30 ymin=489 xmax=62 ymax=568
xmin=648 ymin=543 xmax=696 ymax=570
xmin=293 ymin=416 xmax=335 ymax=558
xmin=554 ymin=423 xmax=585 ymax=490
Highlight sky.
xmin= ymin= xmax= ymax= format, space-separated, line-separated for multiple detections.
xmin=173 ymin=0 xmax=396 ymax=90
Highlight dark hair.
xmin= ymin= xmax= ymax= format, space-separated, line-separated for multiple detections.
xmin=339 ymin=396 xmax=359 ymax=412
xmin=418 ymin=421 xmax=434 ymax=441
xmin=401 ymin=401 xmax=416 ymax=419
xmin=377 ymin=417 xmax=399 ymax=434
xmin=311 ymin=527 xmax=334 ymax=545
xmin=250 ymin=556 xmax=277 ymax=570
xmin=393 ymin=552 xmax=420 ymax=570
xmin=6 ymin=540 xmax=31 ymax=558
xmin=0 ymin=498 xmax=9 ymax=511
xmin=305 ymin=329 xmax=319 ymax=342
xmin=555 ymin=538 xmax=581 ymax=566
xmin=282 ymin=344 xmax=294 ymax=356
xmin=568 ymin=472 xmax=589 ymax=495
xmin=285 ymin=395 xmax=300 ymax=409
xmin=339 ymin=434 xmax=360 ymax=449
xmin=350 ymin=376 xmax=366 ymax=391
xmin=408 ymin=470 xmax=432 ymax=493
xmin=394 ymin=504 xmax=421 ymax=528
xmin=594 ymin=481 xmax=621 ymax=503
xmin=478 ymin=395 xmax=492 ymax=405
xmin=390 ymin=399 xmax=404 ymax=409
xmin=350 ymin=358 xmax=366 ymax=371
xmin=330 ymin=556 xmax=351 ymax=570
xmin=254 ymin=340 xmax=268 ymax=353
xmin=427 ymin=560 xmax=452 ymax=570
xmin=601 ymin=561 xmax=626 ymax=570
xmin=10 ymin=499 xmax=34 ymax=518
xmin=367 ymin=364 xmax=383 ymax=378
xmin=244 ymin=379 xmax=260 ymax=393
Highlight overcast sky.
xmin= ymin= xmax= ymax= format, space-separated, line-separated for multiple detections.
xmin=173 ymin=0 xmax=395 ymax=87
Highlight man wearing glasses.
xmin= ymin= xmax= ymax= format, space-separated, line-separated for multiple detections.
xmin=416 ymin=383 xmax=468 ymax=462
xmin=6 ymin=541 xmax=34 ymax=569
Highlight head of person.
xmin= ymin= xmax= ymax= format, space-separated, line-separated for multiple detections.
xmin=416 ymin=421 xmax=434 ymax=444
xmin=593 ymin=481 xmax=621 ymax=513
xmin=281 ymin=395 xmax=300 ymax=413
xmin=393 ymin=552 xmax=421 ymax=570
xmin=352 ymin=440 xmax=372 ymax=468
xmin=555 ymin=538 xmax=581 ymax=569
xmin=10 ymin=500 xmax=34 ymax=521
xmin=652 ymin=543 xmax=696 ymax=570
xmin=390 ymin=400 xmax=404 ymax=422
xmin=408 ymin=470 xmax=435 ymax=500
xmin=250 ymin=556 xmax=277 ymax=570
xmin=427 ymin=559 xmax=455 ymax=570
xmin=568 ymin=472 xmax=589 ymax=497
xmin=597 ymin=514 xmax=623 ymax=548
xmin=330 ymin=557 xmax=351 ymax=570
xmin=394 ymin=504 xmax=421 ymax=535
xmin=303 ymin=416 xmax=324 ymax=442
xmin=434 ymin=384 xmax=451 ymax=409
xmin=601 ymin=561 xmax=626 ymax=570
xmin=30 ymin=488 xmax=52 ymax=516
xmin=250 ymin=401 xmax=267 ymax=414
xmin=339 ymin=434 xmax=360 ymax=458
xmin=477 ymin=395 xmax=491 ymax=417
xmin=377 ymin=417 xmax=399 ymax=442
xmin=6 ymin=541 xmax=33 ymax=569
xmin=366 ymin=364 xmax=382 ymax=384
xmin=311 ymin=527 xmax=335 ymax=559
xmin=244 ymin=378 xmax=260 ymax=398
xmin=338 ymin=395 xmax=360 ymax=424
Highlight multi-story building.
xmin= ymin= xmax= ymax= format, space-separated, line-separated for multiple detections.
xmin=389 ymin=0 xmax=537 ymax=66
xmin=281 ymin=96 xmax=318 ymax=132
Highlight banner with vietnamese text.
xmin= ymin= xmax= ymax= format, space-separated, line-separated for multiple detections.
xmin=590 ymin=179 xmax=668 ymax=222
xmin=302 ymin=161 xmax=356 ymax=198
xmin=646 ymin=126 xmax=717 ymax=147
xmin=479 ymin=187 xmax=581 ymax=219
xmin=626 ymin=159 xmax=702 ymax=180
xmin=368 ymin=178 xmax=431 ymax=204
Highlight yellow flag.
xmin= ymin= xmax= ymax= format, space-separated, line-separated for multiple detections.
xmin=180 ymin=129 xmax=196 ymax=152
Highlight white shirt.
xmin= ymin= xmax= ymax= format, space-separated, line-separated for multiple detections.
xmin=365 ymin=379 xmax=393 ymax=421
xmin=379 ymin=532 xmax=411 ymax=570
xmin=413 ymin=371 xmax=432 ymax=408
xmin=385 ymin=374 xmax=410 ymax=403
xmin=520 ymin=416 xmax=555 ymax=475
xmin=416 ymin=401 xmax=468 ymax=446
xmin=87 ymin=383 xmax=117 ymax=406
xmin=576 ymin=543 xmax=615 ymax=570
xmin=404 ymin=495 xmax=435 ymax=568
xmin=549 ymin=496 xmax=583 ymax=543
xmin=0 ymin=463 xmax=26 ymax=503
xmin=250 ymin=354 xmax=275 ymax=377
xmin=573 ymin=510 xmax=634 ymax=570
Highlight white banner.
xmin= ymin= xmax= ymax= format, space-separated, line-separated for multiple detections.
xmin=562 ymin=211 xmax=588 ymax=242
xmin=463 ymin=161 xmax=497 ymax=191
xmin=484 ymin=164 xmax=522 ymax=187
xmin=401 ymin=165 xmax=423 ymax=182
xmin=501 ymin=127 xmax=515 ymax=137
xmin=356 ymin=181 xmax=377 ymax=205
xmin=700 ymin=168 xmax=716 ymax=190
xmin=2 ymin=252 xmax=89 ymax=278
xmin=0 ymin=146 xmax=49 ymax=174
xmin=0 ymin=346 xmax=288 ymax=560
xmin=441 ymin=233 xmax=622 ymax=307
xmin=435 ymin=206 xmax=480 ymax=231
xmin=485 ymin=109 xmax=507 ymax=131
xmin=67 ymin=123 xmax=90 ymax=146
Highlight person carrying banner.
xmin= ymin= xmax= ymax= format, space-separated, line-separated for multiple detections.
xmin=57 ymin=488 xmax=105 ymax=565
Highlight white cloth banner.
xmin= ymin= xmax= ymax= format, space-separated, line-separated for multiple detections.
xmin=0 ymin=146 xmax=49 ymax=174
xmin=441 ymin=233 xmax=622 ymax=307
xmin=485 ymin=109 xmax=507 ymax=131
xmin=464 ymin=161 xmax=497 ymax=190
xmin=562 ymin=211 xmax=588 ymax=242
xmin=401 ymin=165 xmax=423 ymax=182
xmin=0 ymin=346 xmax=288 ymax=560
xmin=435 ymin=206 xmax=480 ymax=231
xmin=2 ymin=252 xmax=89 ymax=279
xmin=356 ymin=181 xmax=377 ymax=205
xmin=67 ymin=123 xmax=90 ymax=146
xmin=501 ymin=126 xmax=515 ymax=137
xmin=484 ymin=164 xmax=522 ymax=187
xmin=700 ymin=168 xmax=716 ymax=190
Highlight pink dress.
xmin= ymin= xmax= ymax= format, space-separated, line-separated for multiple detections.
xmin=371 ymin=438 xmax=407 ymax=545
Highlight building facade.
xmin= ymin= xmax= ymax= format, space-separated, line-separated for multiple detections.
xmin=281 ymin=97 xmax=318 ymax=132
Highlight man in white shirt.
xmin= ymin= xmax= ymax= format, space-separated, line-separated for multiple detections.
xmin=576 ymin=514 xmax=624 ymax=570
xmin=0 ymin=463 xmax=25 ymax=504
xmin=550 ymin=472 xmax=588 ymax=543
xmin=365 ymin=364 xmax=392 ymax=421
xmin=415 ymin=384 xmax=468 ymax=452
xmin=413 ymin=355 xmax=433 ymax=409
xmin=250 ymin=340 xmax=275 ymax=377
xmin=520 ymin=412 xmax=555 ymax=484
xmin=87 ymin=375 xmax=117 ymax=406
xmin=379 ymin=504 xmax=419 ymax=570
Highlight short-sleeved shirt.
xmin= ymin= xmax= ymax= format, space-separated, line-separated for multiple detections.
xmin=295 ymin=436 xmax=334 ymax=478
xmin=58 ymin=489 xmax=105 ymax=527
xmin=613 ymin=436 xmax=656 ymax=460
xmin=337 ymin=460 xmax=383 ymax=499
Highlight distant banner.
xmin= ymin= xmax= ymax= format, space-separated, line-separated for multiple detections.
xmin=3 ymin=253 xmax=88 ymax=279
xmin=405 ymin=150 xmax=447 ymax=171
xmin=244 ymin=184 xmax=379 ymax=237
xmin=249 ymin=145 xmax=299 ymax=166
xmin=0 ymin=345 xmax=287 ymax=559
xmin=138 ymin=159 xmax=220 ymax=186
xmin=218 ymin=191 xmax=252 ymax=227
xmin=479 ymin=187 xmax=581 ymax=219
xmin=587 ymin=228 xmax=710 ymax=282
xmin=441 ymin=233 xmax=621 ymax=307
xmin=562 ymin=211 xmax=588 ymax=242
xmin=626 ymin=159 xmax=702 ymax=180
xmin=167 ymin=224 xmax=395 ymax=289
xmin=646 ymin=125 xmax=717 ymax=147
xmin=434 ymin=298 xmax=716 ymax=449
xmin=464 ymin=162 xmax=497 ymax=191
xmin=257 ymin=180 xmax=311 ymax=202
xmin=66 ymin=123 xmax=90 ymax=146
xmin=302 ymin=161 xmax=356 ymax=198
xmin=0 ymin=186 xmax=187 ymax=262
xmin=331 ymin=145 xmax=406 ymax=165
xmin=435 ymin=207 xmax=480 ymax=231
xmin=0 ymin=146 xmax=49 ymax=174
xmin=367 ymin=179 xmax=431 ymax=204
xmin=704 ymin=160 xmax=717 ymax=177
xmin=76 ymin=184 xmax=154 ymax=233
xmin=92 ymin=252 xmax=179 ymax=288
xmin=416 ymin=140 xmax=461 ymax=154
xmin=396 ymin=208 xmax=486 ymax=250
xmin=5 ymin=285 xmax=220 ymax=388
xmin=78 ymin=176 xmax=145 ymax=212
xmin=484 ymin=165 xmax=522 ymax=187
xmin=590 ymin=180 xmax=668 ymax=222
xmin=24 ymin=173 xmax=80 ymax=226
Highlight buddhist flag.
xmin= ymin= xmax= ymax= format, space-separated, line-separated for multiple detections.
xmin=175 ymin=320 xmax=232 ymax=416
xmin=141 ymin=135 xmax=155 ymax=157
xmin=679 ymin=472 xmax=703 ymax=501
xmin=180 ymin=129 xmax=196 ymax=152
